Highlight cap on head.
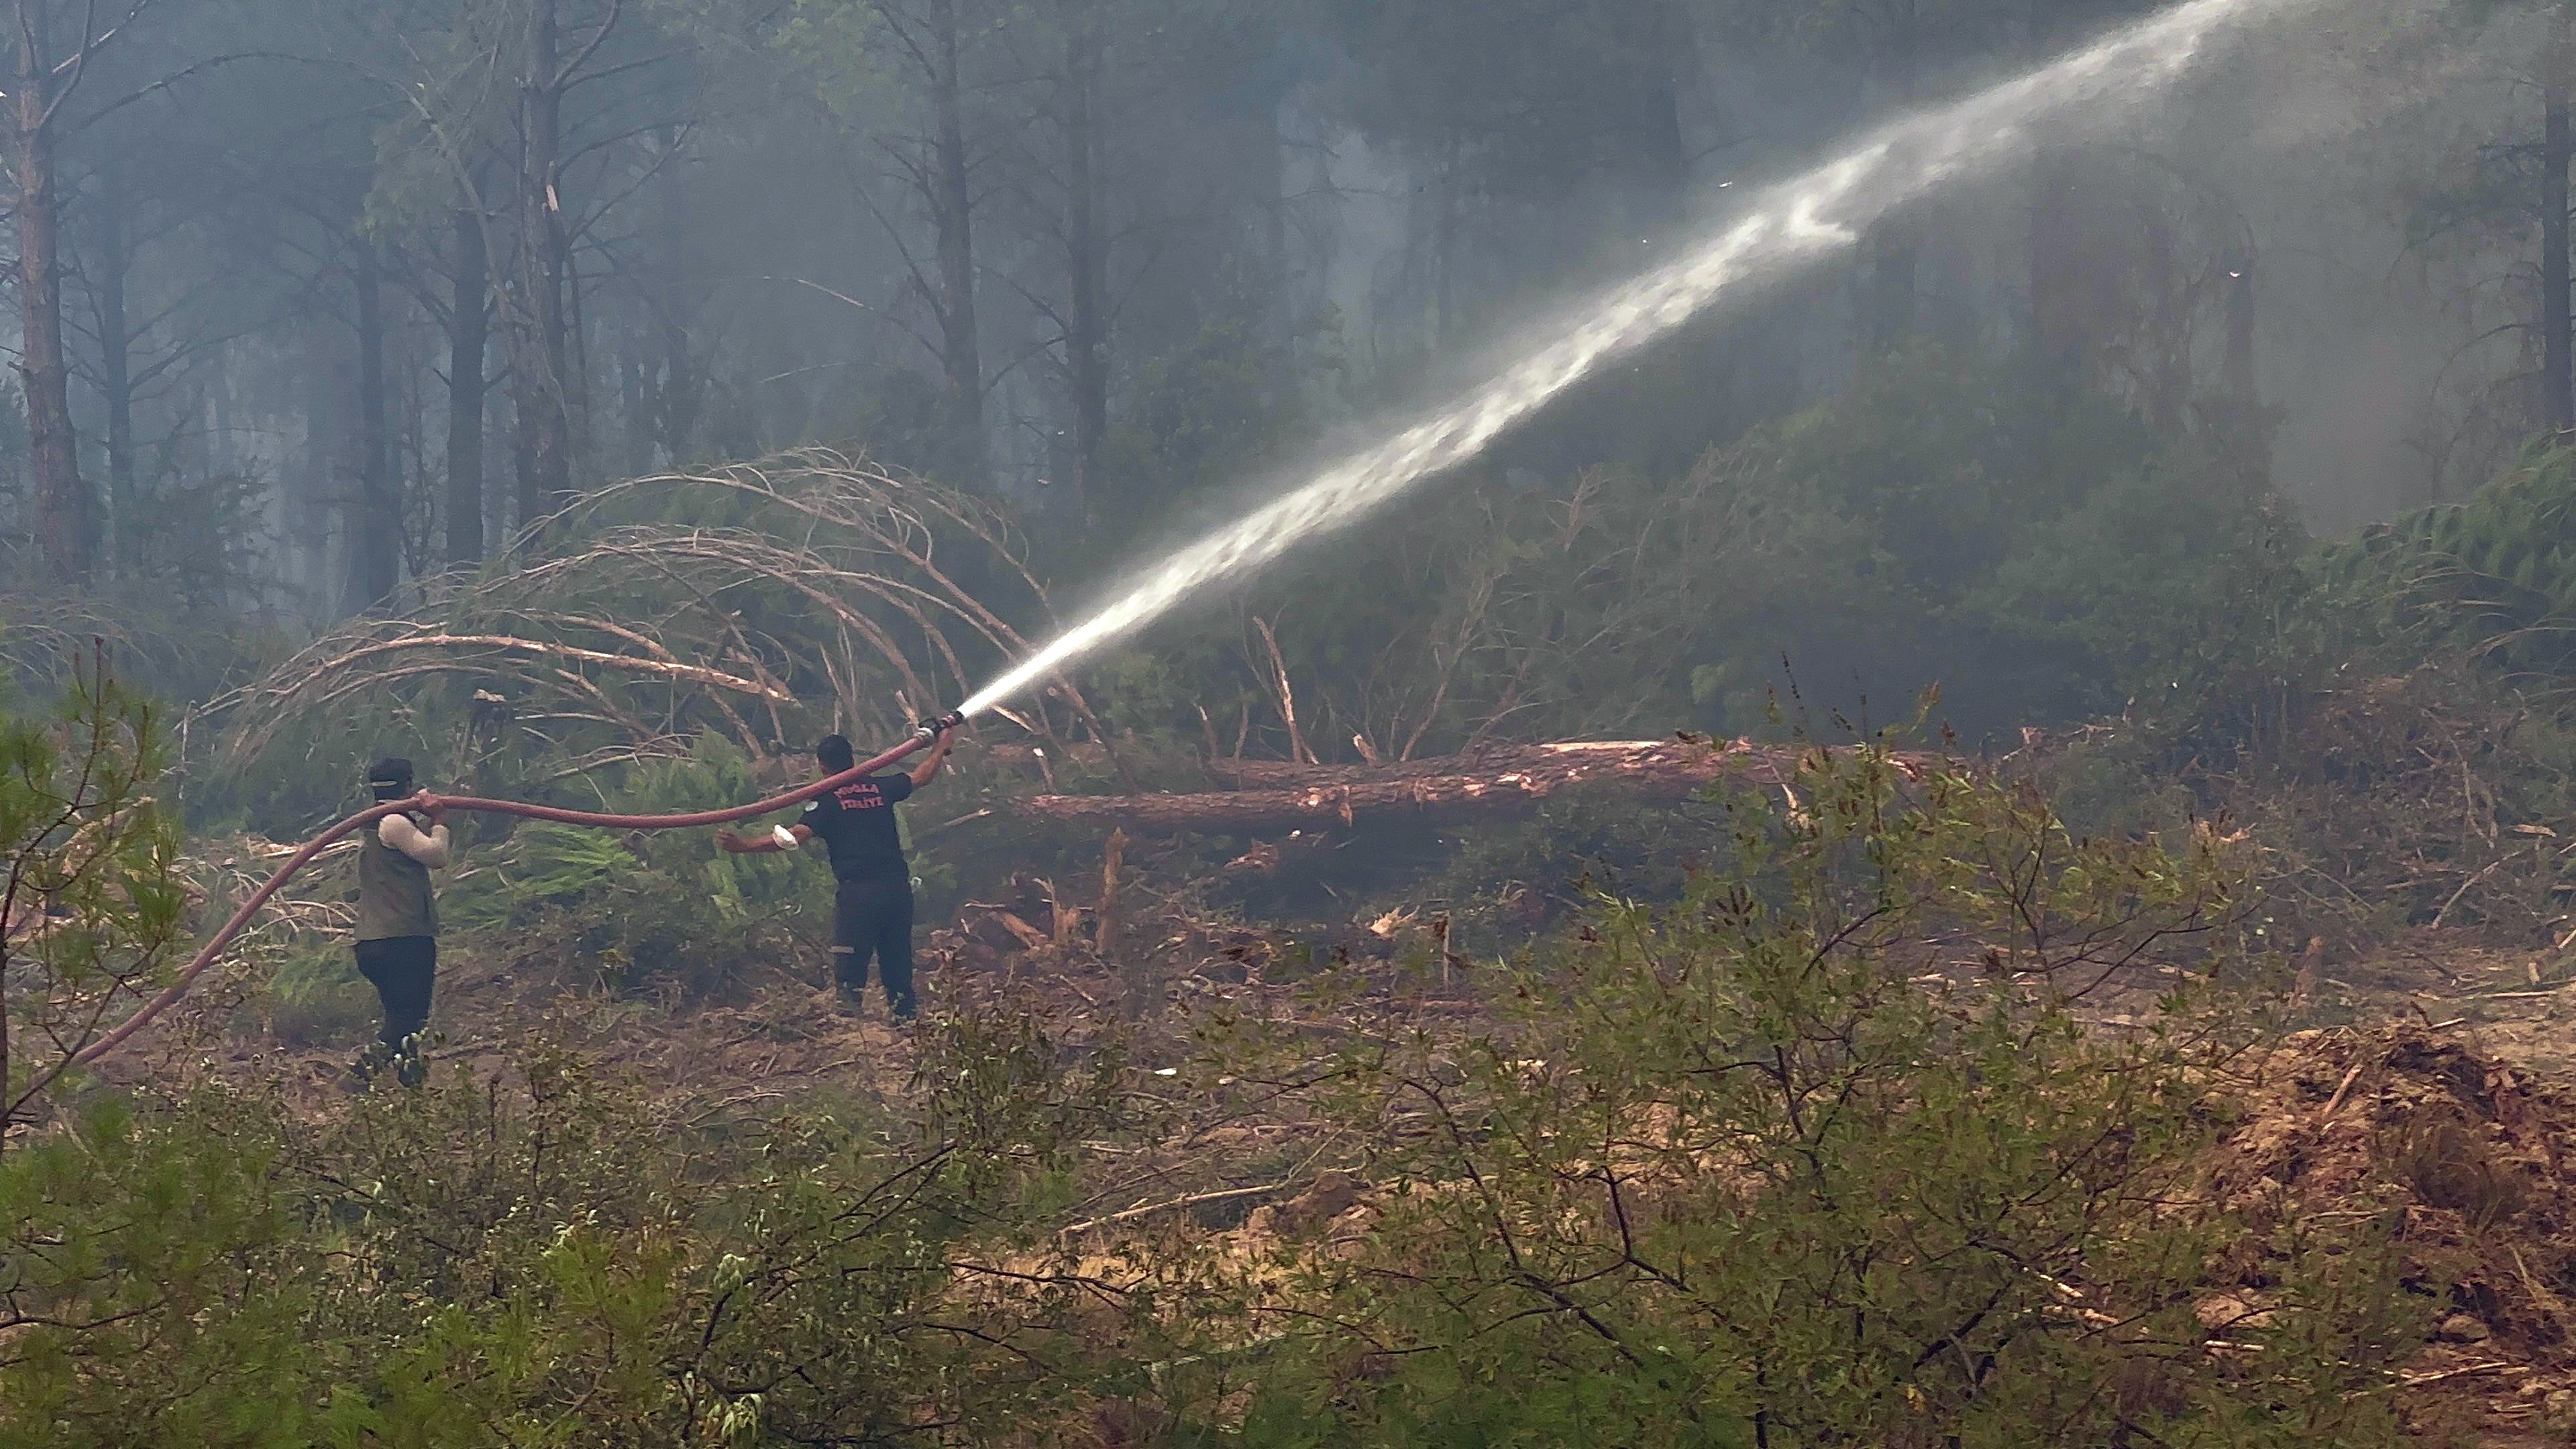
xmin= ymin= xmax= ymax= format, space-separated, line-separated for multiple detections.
xmin=816 ymin=735 xmax=856 ymax=773
xmin=368 ymin=756 xmax=415 ymax=802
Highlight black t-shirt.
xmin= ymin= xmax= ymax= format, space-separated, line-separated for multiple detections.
xmin=802 ymin=773 xmax=916 ymax=883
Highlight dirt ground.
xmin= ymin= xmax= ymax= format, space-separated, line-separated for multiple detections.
xmin=2181 ymin=929 xmax=2576 ymax=1444
xmin=2306 ymin=930 xmax=2576 ymax=1077
xmin=126 ymin=918 xmax=2576 ymax=1446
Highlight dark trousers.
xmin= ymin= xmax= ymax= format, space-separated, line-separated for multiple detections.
xmin=354 ymin=935 xmax=438 ymax=1050
xmin=831 ymin=879 xmax=916 ymax=1016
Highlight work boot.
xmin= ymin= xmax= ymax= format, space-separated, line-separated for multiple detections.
xmin=888 ymin=992 xmax=918 ymax=1026
xmin=832 ymin=981 xmax=869 ymax=1016
xmin=343 ymin=1041 xmax=396 ymax=1093
xmin=369 ymin=1030 xmax=431 ymax=1089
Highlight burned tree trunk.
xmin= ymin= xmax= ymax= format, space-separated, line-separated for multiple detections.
xmin=448 ymin=208 xmax=490 ymax=565
xmin=13 ymin=13 xmax=87 ymax=581
xmin=1018 ymin=740 xmax=1917 ymax=836
xmin=511 ymin=0 xmax=576 ymax=536
xmin=929 ymin=0 xmax=984 ymax=473
xmin=648 ymin=127 xmax=702 ymax=466
xmin=1060 ymin=0 xmax=1109 ymax=506
xmin=346 ymin=241 xmax=399 ymax=612
xmin=93 ymin=168 xmax=134 ymax=570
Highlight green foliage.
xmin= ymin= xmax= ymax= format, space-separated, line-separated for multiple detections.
xmin=1682 ymin=344 xmax=2283 ymax=741
xmin=1422 ymin=785 xmax=1732 ymax=935
xmin=2037 ymin=443 xmax=2576 ymax=950
xmin=0 ymin=724 xmax=2455 ymax=1446
xmin=0 ymin=665 xmax=184 ymax=1131
xmin=113 ymin=462 xmax=275 ymax=616
xmin=1171 ymin=743 xmax=2418 ymax=1448
xmin=0 ymin=1011 xmax=1136 ymax=1446
xmin=1106 ymin=342 xmax=2286 ymax=771
xmin=0 ymin=1094 xmax=315 ymax=1448
xmin=2055 ymin=661 xmax=2576 ymax=951
xmin=1104 ymin=313 xmax=1316 ymax=520
xmin=835 ymin=362 xmax=957 ymax=476
xmin=445 ymin=737 xmax=837 ymax=998
xmin=1327 ymin=0 xmax=1692 ymax=203
xmin=0 ymin=590 xmax=280 ymax=712
xmin=2313 ymin=444 xmax=2576 ymax=702
xmin=186 ymin=656 xmax=518 ymax=843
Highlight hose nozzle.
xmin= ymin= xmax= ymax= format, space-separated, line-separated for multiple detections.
xmin=915 ymin=707 xmax=967 ymax=742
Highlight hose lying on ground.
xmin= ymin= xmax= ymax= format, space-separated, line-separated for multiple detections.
xmin=72 ymin=720 xmax=957 ymax=1069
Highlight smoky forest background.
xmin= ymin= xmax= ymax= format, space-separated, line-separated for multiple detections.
xmin=13 ymin=0 xmax=2576 ymax=1444
xmin=0 ymin=0 xmax=2566 ymax=747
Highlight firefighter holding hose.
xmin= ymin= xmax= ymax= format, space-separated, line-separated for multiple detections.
xmin=716 ymin=724 xmax=956 ymax=1021
xmin=350 ymin=757 xmax=451 ymax=1089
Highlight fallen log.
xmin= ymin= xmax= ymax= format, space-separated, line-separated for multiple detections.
xmin=1209 ymin=749 xmax=1562 ymax=788
xmin=1016 ymin=739 xmax=1924 ymax=836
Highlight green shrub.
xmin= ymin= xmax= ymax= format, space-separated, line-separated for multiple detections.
xmin=1167 ymin=741 xmax=2419 ymax=1448
xmin=0 ymin=1011 xmax=1138 ymax=1446
xmin=441 ymin=737 xmax=844 ymax=998
xmin=1 ymin=664 xmax=185 ymax=1132
xmin=0 ymin=1093 xmax=317 ymax=1449
xmin=2313 ymin=443 xmax=2576 ymax=700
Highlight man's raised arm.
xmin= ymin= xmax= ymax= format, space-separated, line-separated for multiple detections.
xmin=908 ymin=726 xmax=957 ymax=790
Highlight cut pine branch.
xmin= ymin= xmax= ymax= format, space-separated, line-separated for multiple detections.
xmin=266 ymin=633 xmax=795 ymax=704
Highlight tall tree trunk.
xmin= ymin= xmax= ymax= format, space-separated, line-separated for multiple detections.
xmin=929 ymin=0 xmax=984 ymax=477
xmin=447 ymin=207 xmax=488 ymax=565
xmin=616 ymin=337 xmax=646 ymax=474
xmin=347 ymin=241 xmax=398 ymax=612
xmin=13 ymin=13 xmax=87 ymax=581
xmin=94 ymin=167 xmax=133 ymax=575
xmin=294 ymin=322 xmax=343 ymax=598
xmin=1061 ymin=0 xmax=1108 ymax=508
xmin=567 ymin=225 xmax=593 ymax=466
xmin=513 ymin=0 xmax=574 ymax=536
xmin=2544 ymin=6 xmax=2573 ymax=434
xmin=650 ymin=125 xmax=698 ymax=464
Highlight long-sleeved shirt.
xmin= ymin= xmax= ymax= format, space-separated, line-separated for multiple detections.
xmin=378 ymin=813 xmax=451 ymax=869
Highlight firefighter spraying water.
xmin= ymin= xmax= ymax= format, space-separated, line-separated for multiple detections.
xmin=714 ymin=724 xmax=959 ymax=1022
xmin=72 ymin=0 xmax=2312 ymax=1067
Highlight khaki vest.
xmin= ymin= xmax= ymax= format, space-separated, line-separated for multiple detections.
xmin=357 ymin=816 xmax=439 ymax=942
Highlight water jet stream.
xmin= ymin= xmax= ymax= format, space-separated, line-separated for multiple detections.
xmin=66 ymin=0 xmax=2315 ymax=1069
xmin=959 ymin=0 xmax=2310 ymax=722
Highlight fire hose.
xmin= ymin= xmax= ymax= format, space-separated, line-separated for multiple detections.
xmin=70 ymin=711 xmax=966 ymax=1069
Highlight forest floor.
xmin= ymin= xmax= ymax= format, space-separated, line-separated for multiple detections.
xmin=148 ymin=914 xmax=2576 ymax=1446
